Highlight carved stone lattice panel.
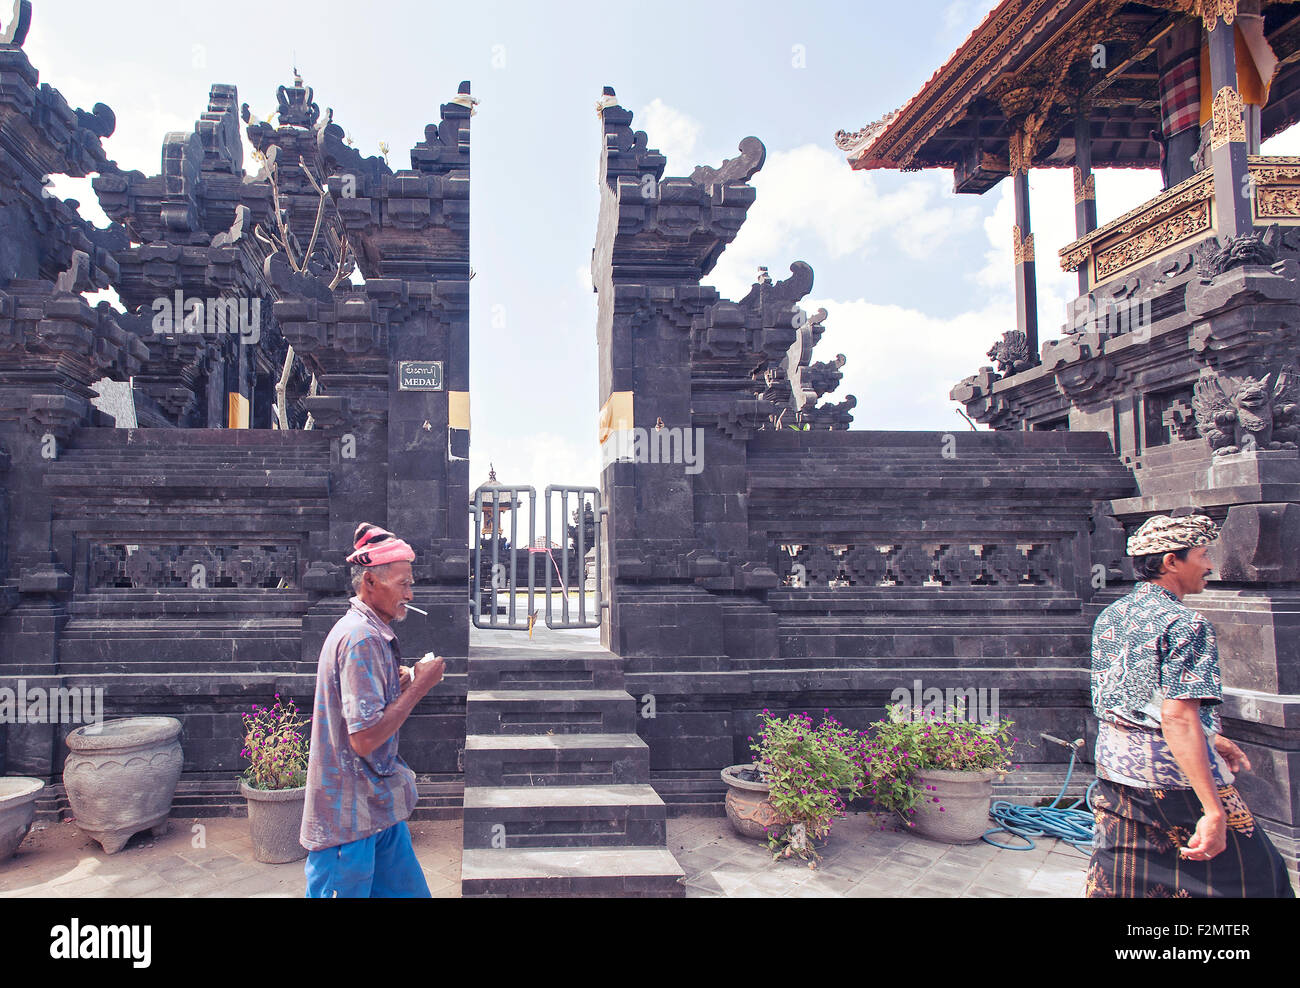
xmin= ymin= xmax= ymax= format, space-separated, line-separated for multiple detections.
xmin=778 ymin=542 xmax=1060 ymax=588
xmin=936 ymin=544 xmax=985 ymax=585
xmin=90 ymin=543 xmax=298 ymax=589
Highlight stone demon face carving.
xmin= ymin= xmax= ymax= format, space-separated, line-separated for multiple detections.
xmin=1193 ymin=366 xmax=1300 ymax=456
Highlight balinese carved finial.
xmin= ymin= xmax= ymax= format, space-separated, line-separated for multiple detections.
xmin=595 ymin=87 xmax=619 ymax=116
xmin=276 ymin=72 xmax=320 ymax=128
xmin=0 ymin=0 xmax=32 ymax=47
xmin=756 ymin=266 xmax=772 ymax=286
xmin=690 ymin=136 xmax=766 ymax=191
xmin=487 ymin=463 xmax=498 ymax=484
xmin=450 ymin=82 xmax=480 ymax=116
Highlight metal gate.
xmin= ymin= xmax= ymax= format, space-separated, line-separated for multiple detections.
xmin=469 ymin=483 xmax=605 ymax=630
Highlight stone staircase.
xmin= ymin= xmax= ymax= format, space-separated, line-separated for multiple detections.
xmin=459 ymin=644 xmax=685 ymax=897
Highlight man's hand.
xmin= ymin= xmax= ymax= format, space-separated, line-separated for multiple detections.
xmin=399 ymin=666 xmax=413 ymax=692
xmin=1181 ymin=811 xmax=1227 ymax=861
xmin=412 ymin=655 xmax=445 ymax=695
xmin=1213 ymin=735 xmax=1251 ymax=773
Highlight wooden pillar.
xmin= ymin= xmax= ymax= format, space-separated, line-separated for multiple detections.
xmin=1073 ymin=113 xmax=1097 ymax=296
xmin=1159 ymin=21 xmax=1203 ymax=187
xmin=1206 ymin=5 xmax=1253 ymax=239
xmin=1010 ymin=128 xmax=1038 ymax=360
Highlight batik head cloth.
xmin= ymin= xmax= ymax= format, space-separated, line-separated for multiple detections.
xmin=345 ymin=522 xmax=416 ymax=566
xmin=1126 ymin=514 xmax=1218 ymax=556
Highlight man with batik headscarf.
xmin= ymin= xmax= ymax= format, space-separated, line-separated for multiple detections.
xmin=300 ymin=523 xmax=446 ymax=897
xmin=1086 ymin=513 xmax=1294 ymax=897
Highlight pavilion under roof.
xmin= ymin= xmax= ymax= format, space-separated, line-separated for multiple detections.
xmin=836 ymin=0 xmax=1300 ymax=192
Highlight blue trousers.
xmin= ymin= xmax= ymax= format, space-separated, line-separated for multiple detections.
xmin=304 ymin=821 xmax=431 ymax=898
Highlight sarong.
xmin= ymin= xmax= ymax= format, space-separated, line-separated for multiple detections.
xmin=1086 ymin=778 xmax=1295 ymax=898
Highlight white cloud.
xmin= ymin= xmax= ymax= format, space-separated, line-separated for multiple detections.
xmin=83 ymin=286 xmax=126 ymax=313
xmin=975 ymin=166 xmax=1161 ymax=340
xmin=575 ymin=263 xmax=593 ymax=296
xmin=1262 ymin=123 xmax=1300 ymax=155
xmin=809 ymin=294 xmax=1009 ymax=431
xmin=805 ymin=164 xmax=1166 ymax=431
xmin=711 ymin=145 xmax=979 ymax=300
xmin=44 ymin=175 xmax=112 ymax=228
xmin=638 ymin=98 xmax=702 ymax=177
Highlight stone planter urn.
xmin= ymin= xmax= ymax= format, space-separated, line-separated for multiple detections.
xmin=909 ymin=767 xmax=997 ymax=843
xmin=721 ymin=764 xmax=785 ymax=840
xmin=240 ymin=781 xmax=308 ymax=863
xmin=63 ymin=717 xmax=183 ymax=854
xmin=0 ymin=777 xmax=45 ymax=861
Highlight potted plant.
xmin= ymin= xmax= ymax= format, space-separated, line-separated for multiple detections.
xmin=239 ymin=695 xmax=311 ymax=864
xmin=722 ymin=709 xmax=866 ymax=861
xmin=862 ymin=701 xmax=1017 ymax=843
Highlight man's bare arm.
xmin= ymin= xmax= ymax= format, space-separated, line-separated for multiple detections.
xmin=1161 ymin=697 xmax=1226 ymax=859
xmin=349 ymin=657 xmax=445 ymax=758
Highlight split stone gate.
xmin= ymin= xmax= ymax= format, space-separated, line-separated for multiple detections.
xmin=0 ymin=6 xmax=1294 ymax=886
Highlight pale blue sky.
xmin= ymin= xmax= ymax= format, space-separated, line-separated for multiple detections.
xmin=30 ymin=0 xmax=1299 ymax=498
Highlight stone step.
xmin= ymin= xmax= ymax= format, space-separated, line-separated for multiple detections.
xmin=468 ymin=654 xmax=624 ymax=691
xmin=463 ymin=732 xmax=649 ymax=788
xmin=44 ymin=472 xmax=330 ymax=490
xmin=68 ymin=599 xmax=311 ymax=616
xmin=466 ymin=689 xmax=634 ymax=735
xmin=462 ymin=784 xmax=666 ymax=848
xmin=460 ymin=846 xmax=684 ymax=897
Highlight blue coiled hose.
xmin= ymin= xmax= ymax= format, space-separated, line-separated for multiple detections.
xmin=982 ymin=745 xmax=1099 ymax=852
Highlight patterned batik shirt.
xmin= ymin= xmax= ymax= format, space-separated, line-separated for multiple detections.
xmin=1090 ymin=581 xmax=1233 ymax=790
xmin=300 ymin=596 xmax=418 ymax=852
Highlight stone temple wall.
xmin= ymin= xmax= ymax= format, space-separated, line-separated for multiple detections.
xmin=591 ymin=91 xmax=1142 ymax=817
xmin=952 ymin=202 xmax=1300 ymax=882
xmin=0 ymin=18 xmax=471 ymax=820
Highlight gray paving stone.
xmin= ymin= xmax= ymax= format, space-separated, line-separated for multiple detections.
xmin=891 ymin=849 xmax=942 ymax=869
xmin=906 ymin=882 xmax=964 ymax=897
xmin=966 ymin=885 xmax=1016 ymax=897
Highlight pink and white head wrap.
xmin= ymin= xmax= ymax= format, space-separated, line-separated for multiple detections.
xmin=345 ymin=522 xmax=415 ymax=567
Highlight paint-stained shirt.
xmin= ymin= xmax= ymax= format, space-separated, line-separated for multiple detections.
xmin=300 ymin=596 xmax=418 ymax=852
xmin=1090 ymin=581 xmax=1233 ymax=790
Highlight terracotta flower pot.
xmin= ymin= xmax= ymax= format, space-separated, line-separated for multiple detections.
xmin=721 ymin=764 xmax=786 ymax=840
xmin=0 ymin=777 xmax=44 ymax=861
xmin=908 ymin=767 xmax=997 ymax=843
xmin=63 ymin=717 xmax=183 ymax=854
xmin=240 ymin=781 xmax=308 ymax=863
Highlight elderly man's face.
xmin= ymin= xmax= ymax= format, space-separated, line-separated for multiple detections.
xmin=361 ymin=561 xmax=414 ymax=624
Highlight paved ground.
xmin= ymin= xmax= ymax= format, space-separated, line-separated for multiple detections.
xmin=0 ymin=817 xmax=462 ymax=898
xmin=670 ymin=812 xmax=1088 ymax=898
xmin=0 ymin=811 xmax=1088 ymax=897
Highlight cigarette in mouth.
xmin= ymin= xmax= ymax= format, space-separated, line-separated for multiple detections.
xmin=403 ymin=604 xmax=428 ymax=615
